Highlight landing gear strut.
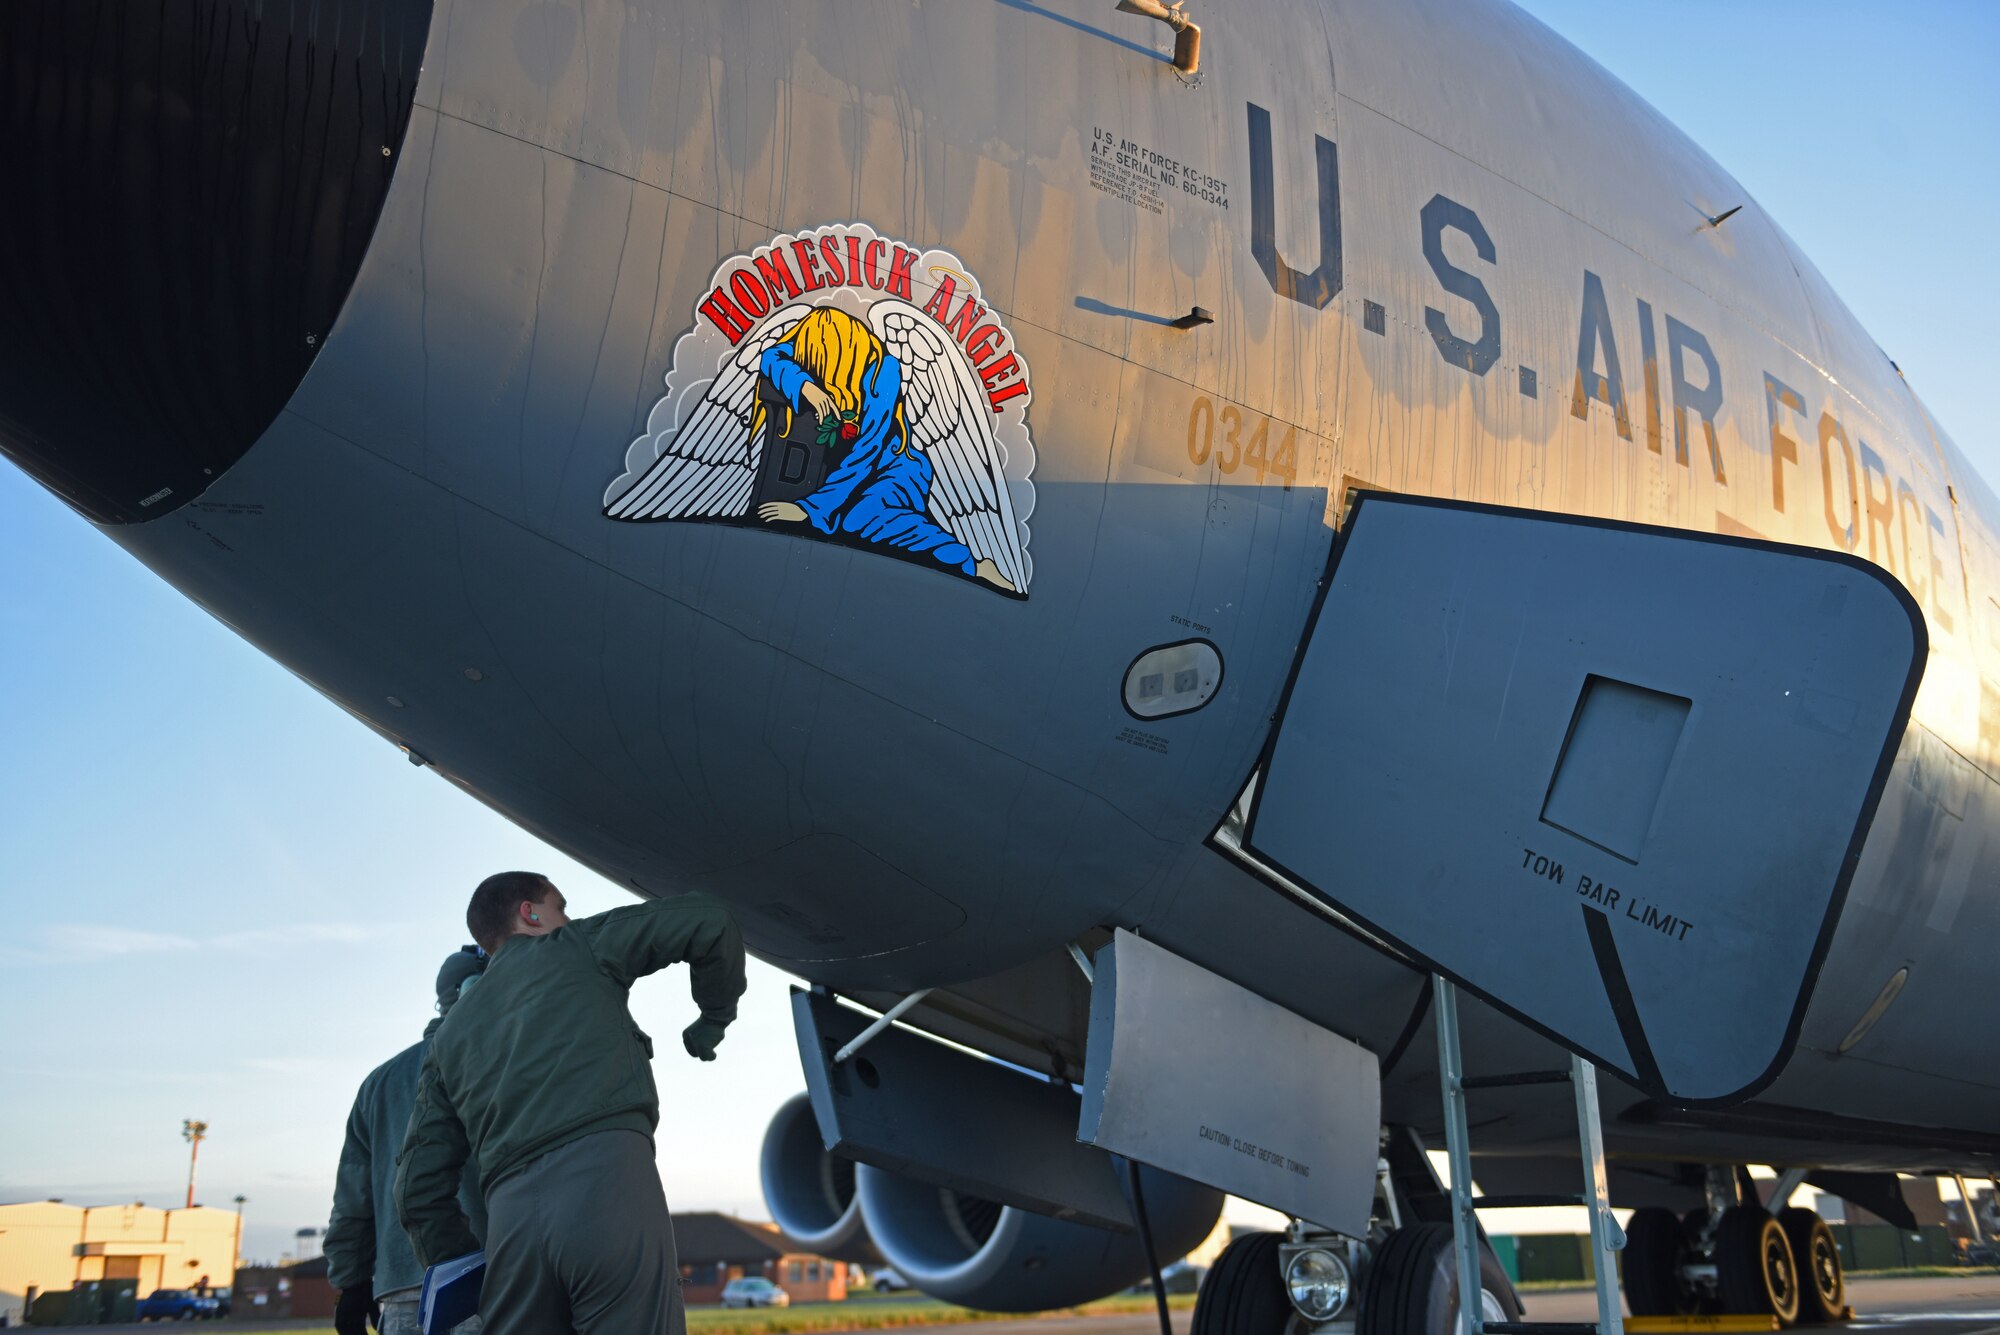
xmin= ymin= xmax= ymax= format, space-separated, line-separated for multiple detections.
xmin=1622 ymin=1207 xmax=1708 ymax=1317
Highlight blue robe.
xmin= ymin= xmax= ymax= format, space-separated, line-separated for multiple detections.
xmin=761 ymin=343 xmax=977 ymax=577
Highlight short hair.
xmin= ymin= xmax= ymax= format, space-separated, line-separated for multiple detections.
xmin=467 ymin=872 xmax=554 ymax=953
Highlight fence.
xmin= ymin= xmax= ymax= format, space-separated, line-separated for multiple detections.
xmin=1495 ymin=1224 xmax=1969 ymax=1284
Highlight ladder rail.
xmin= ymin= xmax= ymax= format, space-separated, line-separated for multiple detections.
xmin=1433 ymin=975 xmax=1625 ymax=1335
xmin=1436 ymin=977 xmax=1485 ymax=1335
xmin=1573 ymin=1054 xmax=1625 ymax=1335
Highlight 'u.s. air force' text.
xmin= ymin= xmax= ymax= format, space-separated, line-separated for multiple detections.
xmin=1247 ymin=101 xmax=1960 ymax=644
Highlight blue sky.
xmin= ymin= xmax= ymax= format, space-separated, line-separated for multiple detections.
xmin=3 ymin=2 xmax=1994 ymax=1265
xmin=1511 ymin=0 xmax=2000 ymax=469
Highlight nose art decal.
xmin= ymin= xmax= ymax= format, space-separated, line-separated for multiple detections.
xmin=603 ymin=222 xmax=1037 ymax=598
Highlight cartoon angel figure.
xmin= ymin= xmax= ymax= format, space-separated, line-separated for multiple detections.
xmin=604 ymin=299 xmax=1031 ymax=596
xmin=750 ymin=308 xmax=1014 ymax=592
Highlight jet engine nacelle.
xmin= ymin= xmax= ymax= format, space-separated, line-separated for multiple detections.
xmin=855 ymin=1161 xmax=1223 ymax=1312
xmin=759 ymin=1094 xmax=881 ymax=1264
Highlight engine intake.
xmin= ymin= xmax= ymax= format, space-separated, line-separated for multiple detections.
xmin=775 ymin=990 xmax=1227 ymax=1308
xmin=759 ymin=1094 xmax=879 ymax=1263
xmin=857 ymin=1160 xmax=1222 ymax=1311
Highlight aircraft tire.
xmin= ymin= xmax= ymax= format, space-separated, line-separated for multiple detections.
xmin=1778 ymin=1206 xmax=1845 ymax=1324
xmin=1623 ymin=1207 xmax=1702 ymax=1316
xmin=1357 ymin=1223 xmax=1521 ymax=1335
xmin=1714 ymin=1207 xmax=1801 ymax=1326
xmin=1190 ymin=1231 xmax=1290 ymax=1335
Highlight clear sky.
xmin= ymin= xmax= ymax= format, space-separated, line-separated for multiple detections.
xmin=3 ymin=2 xmax=1994 ymax=1265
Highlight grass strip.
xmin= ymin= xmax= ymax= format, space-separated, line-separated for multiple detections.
xmin=281 ymin=1292 xmax=1199 ymax=1335
xmin=684 ymin=1293 xmax=1198 ymax=1335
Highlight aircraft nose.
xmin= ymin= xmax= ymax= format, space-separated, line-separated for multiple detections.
xmin=0 ymin=0 xmax=434 ymax=523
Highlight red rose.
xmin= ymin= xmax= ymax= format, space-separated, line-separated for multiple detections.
xmin=839 ymin=420 xmax=861 ymax=443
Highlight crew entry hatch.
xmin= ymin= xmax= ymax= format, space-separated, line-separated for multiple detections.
xmin=1219 ymin=494 xmax=1925 ymax=1105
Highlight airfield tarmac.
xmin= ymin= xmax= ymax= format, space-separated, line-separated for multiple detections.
xmin=1520 ymin=1275 xmax=2000 ymax=1334
xmin=981 ymin=1275 xmax=2000 ymax=1335
xmin=878 ymin=1276 xmax=2000 ymax=1335
xmin=72 ymin=1273 xmax=2000 ymax=1335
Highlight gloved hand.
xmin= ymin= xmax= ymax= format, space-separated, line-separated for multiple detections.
xmin=333 ymin=1282 xmax=377 ymax=1335
xmin=682 ymin=1015 xmax=729 ymax=1061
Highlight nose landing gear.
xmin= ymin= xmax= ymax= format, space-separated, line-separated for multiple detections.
xmin=1357 ymin=1222 xmax=1521 ymax=1335
xmin=1192 ymin=1222 xmax=1520 ymax=1335
xmin=1190 ymin=1232 xmax=1293 ymax=1335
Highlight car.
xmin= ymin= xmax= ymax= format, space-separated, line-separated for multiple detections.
xmin=1966 ymin=1241 xmax=2000 ymax=1267
xmin=136 ymin=1288 xmax=221 ymax=1321
xmin=1129 ymin=1260 xmax=1207 ymax=1296
xmin=870 ymin=1267 xmax=910 ymax=1293
xmin=720 ymin=1277 xmax=790 ymax=1309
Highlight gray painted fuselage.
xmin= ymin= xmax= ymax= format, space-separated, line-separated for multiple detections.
xmin=51 ymin=0 xmax=2000 ymax=1169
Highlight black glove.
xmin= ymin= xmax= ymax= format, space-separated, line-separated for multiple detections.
xmin=334 ymin=1283 xmax=377 ymax=1335
xmin=682 ymin=1016 xmax=729 ymax=1061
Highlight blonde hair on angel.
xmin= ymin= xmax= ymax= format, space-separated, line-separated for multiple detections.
xmin=751 ymin=305 xmax=911 ymax=455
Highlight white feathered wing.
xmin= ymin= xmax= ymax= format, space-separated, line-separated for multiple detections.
xmin=603 ymin=306 xmax=812 ymax=520
xmin=868 ymin=300 xmax=1029 ymax=590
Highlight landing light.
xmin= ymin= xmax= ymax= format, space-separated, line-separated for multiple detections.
xmin=1284 ymin=1247 xmax=1350 ymax=1321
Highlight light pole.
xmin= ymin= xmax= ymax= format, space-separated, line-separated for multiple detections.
xmin=182 ymin=1120 xmax=209 ymax=1209
xmin=233 ymin=1196 xmax=247 ymax=1274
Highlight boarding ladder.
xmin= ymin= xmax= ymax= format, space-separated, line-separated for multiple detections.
xmin=1435 ymin=975 xmax=1625 ymax=1335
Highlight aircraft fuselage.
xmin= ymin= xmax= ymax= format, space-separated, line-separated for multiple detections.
xmin=4 ymin=0 xmax=1994 ymax=1168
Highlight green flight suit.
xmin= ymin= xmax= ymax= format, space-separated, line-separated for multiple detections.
xmin=394 ymin=892 xmax=745 ymax=1268
xmin=326 ymin=1018 xmax=488 ymax=1299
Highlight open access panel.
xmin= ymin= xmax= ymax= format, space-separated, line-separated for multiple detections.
xmin=1229 ymin=495 xmax=1924 ymax=1105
